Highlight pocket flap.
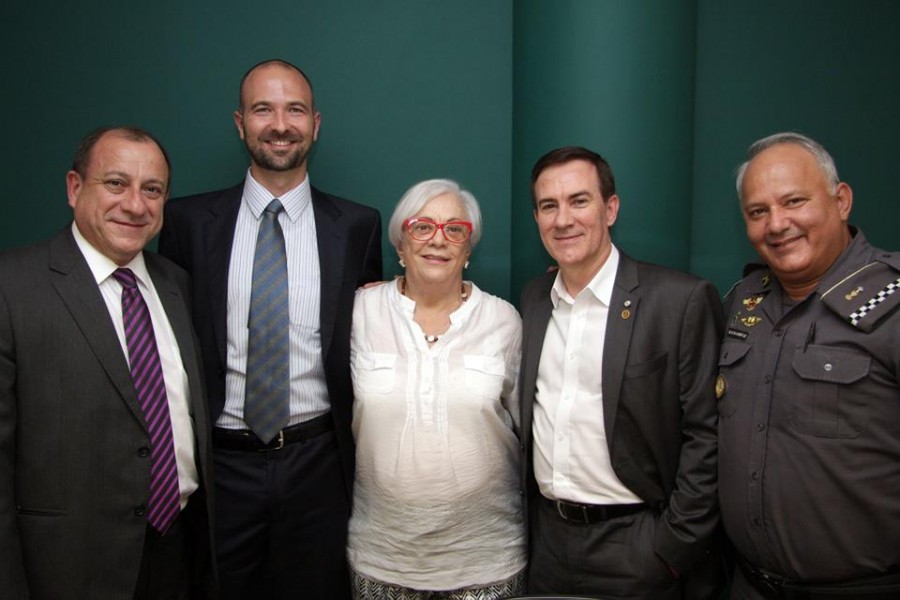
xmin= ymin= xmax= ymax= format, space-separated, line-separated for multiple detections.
xmin=792 ymin=344 xmax=870 ymax=384
xmin=463 ymin=354 xmax=505 ymax=376
xmin=357 ymin=352 xmax=396 ymax=371
xmin=719 ymin=340 xmax=751 ymax=367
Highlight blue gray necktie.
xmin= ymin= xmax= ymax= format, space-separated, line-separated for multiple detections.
xmin=245 ymin=199 xmax=290 ymax=443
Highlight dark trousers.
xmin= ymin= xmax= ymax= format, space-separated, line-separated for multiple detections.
xmin=214 ymin=429 xmax=351 ymax=600
xmin=134 ymin=516 xmax=191 ymax=600
xmin=528 ymin=497 xmax=680 ymax=599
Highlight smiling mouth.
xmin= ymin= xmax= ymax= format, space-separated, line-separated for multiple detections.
xmin=767 ymin=235 xmax=802 ymax=251
xmin=422 ymin=254 xmax=450 ymax=262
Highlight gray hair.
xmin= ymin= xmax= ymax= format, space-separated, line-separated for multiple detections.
xmin=388 ymin=179 xmax=483 ymax=250
xmin=735 ymin=132 xmax=840 ymax=197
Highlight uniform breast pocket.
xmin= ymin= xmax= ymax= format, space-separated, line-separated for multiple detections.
xmin=353 ymin=352 xmax=397 ymax=395
xmin=790 ymin=344 xmax=870 ymax=438
xmin=463 ymin=355 xmax=506 ymax=399
xmin=717 ymin=341 xmax=752 ymax=418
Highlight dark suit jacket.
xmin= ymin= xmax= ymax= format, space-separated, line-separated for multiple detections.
xmin=158 ymin=183 xmax=382 ymax=494
xmin=0 ymin=228 xmax=215 ymax=600
xmin=520 ymin=252 xmax=723 ymax=577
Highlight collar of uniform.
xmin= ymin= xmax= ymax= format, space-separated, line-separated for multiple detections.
xmin=70 ymin=221 xmax=151 ymax=287
xmin=816 ymin=226 xmax=875 ymax=295
xmin=241 ymin=169 xmax=312 ymax=223
xmin=550 ymin=244 xmax=620 ymax=308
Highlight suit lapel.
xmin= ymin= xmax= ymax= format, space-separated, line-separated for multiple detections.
xmin=48 ymin=229 xmax=146 ymax=429
xmin=602 ymin=253 xmax=640 ymax=443
xmin=520 ymin=273 xmax=555 ymax=445
xmin=312 ymin=188 xmax=346 ymax=359
xmin=202 ymin=187 xmax=242 ymax=367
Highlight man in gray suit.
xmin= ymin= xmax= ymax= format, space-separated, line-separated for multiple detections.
xmin=0 ymin=127 xmax=215 ymax=599
xmin=520 ymin=146 xmax=723 ymax=599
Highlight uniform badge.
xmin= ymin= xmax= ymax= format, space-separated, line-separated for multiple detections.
xmin=715 ymin=374 xmax=727 ymax=399
xmin=761 ymin=274 xmax=771 ymax=287
xmin=740 ymin=315 xmax=763 ymax=327
xmin=742 ymin=295 xmax=764 ymax=311
xmin=844 ymin=286 xmax=863 ymax=301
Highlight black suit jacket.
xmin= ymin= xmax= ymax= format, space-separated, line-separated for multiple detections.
xmin=520 ymin=252 xmax=723 ymax=575
xmin=0 ymin=228 xmax=215 ymax=600
xmin=158 ymin=183 xmax=382 ymax=494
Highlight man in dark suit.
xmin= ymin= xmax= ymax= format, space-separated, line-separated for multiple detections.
xmin=0 ymin=126 xmax=215 ymax=600
xmin=520 ymin=146 xmax=723 ymax=599
xmin=158 ymin=59 xmax=382 ymax=599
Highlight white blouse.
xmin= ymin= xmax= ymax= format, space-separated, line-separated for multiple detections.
xmin=347 ymin=279 xmax=525 ymax=590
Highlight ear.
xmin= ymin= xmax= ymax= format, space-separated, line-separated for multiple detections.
xmin=233 ymin=110 xmax=245 ymax=140
xmin=605 ymin=194 xmax=621 ymax=227
xmin=312 ymin=110 xmax=322 ymax=142
xmin=66 ymin=171 xmax=83 ymax=209
xmin=835 ymin=182 xmax=853 ymax=222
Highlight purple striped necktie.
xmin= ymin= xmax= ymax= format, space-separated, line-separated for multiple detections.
xmin=113 ymin=268 xmax=180 ymax=534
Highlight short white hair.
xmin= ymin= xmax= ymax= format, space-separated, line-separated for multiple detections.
xmin=735 ymin=131 xmax=840 ymax=198
xmin=387 ymin=179 xmax=483 ymax=250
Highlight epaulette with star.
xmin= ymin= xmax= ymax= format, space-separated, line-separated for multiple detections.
xmin=821 ymin=256 xmax=900 ymax=333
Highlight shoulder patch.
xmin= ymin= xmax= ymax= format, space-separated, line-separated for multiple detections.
xmin=821 ymin=261 xmax=900 ymax=332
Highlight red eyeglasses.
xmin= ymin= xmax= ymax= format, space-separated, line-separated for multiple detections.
xmin=402 ymin=217 xmax=473 ymax=244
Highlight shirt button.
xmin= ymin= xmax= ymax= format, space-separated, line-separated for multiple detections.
xmin=774 ymin=330 xmax=783 ymax=337
xmin=750 ymin=471 xmax=759 ymax=481
xmin=756 ymin=423 xmax=766 ymax=431
xmin=753 ymin=517 xmax=762 ymax=527
xmin=134 ymin=505 xmax=146 ymax=517
xmin=137 ymin=447 xmax=150 ymax=458
xmin=764 ymin=375 xmax=772 ymax=384
xmin=823 ymin=363 xmax=833 ymax=372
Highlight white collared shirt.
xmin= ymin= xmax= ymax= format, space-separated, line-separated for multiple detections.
xmin=532 ymin=244 xmax=643 ymax=504
xmin=220 ymin=170 xmax=327 ymax=429
xmin=72 ymin=223 xmax=199 ymax=508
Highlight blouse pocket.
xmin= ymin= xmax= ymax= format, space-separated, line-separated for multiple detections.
xmin=463 ymin=355 xmax=506 ymax=399
xmin=790 ymin=344 xmax=870 ymax=438
xmin=353 ymin=352 xmax=397 ymax=394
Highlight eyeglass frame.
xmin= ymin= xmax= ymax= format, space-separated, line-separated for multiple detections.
xmin=402 ymin=217 xmax=473 ymax=244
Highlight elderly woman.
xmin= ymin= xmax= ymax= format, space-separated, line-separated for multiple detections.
xmin=347 ymin=179 xmax=525 ymax=599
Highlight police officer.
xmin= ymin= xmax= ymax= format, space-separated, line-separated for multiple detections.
xmin=718 ymin=132 xmax=900 ymax=599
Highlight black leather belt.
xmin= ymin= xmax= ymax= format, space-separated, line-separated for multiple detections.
xmin=213 ymin=413 xmax=333 ymax=451
xmin=542 ymin=496 xmax=646 ymax=524
xmin=738 ymin=556 xmax=900 ymax=599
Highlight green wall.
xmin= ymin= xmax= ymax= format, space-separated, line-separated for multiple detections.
xmin=2 ymin=1 xmax=899 ymax=303
xmin=0 ymin=1 xmax=514 ymax=297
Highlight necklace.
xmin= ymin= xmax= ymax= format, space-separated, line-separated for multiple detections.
xmin=399 ymin=276 xmax=468 ymax=343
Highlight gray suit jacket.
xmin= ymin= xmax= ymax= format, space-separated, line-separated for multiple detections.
xmin=0 ymin=227 xmax=215 ymax=600
xmin=520 ymin=252 xmax=723 ymax=576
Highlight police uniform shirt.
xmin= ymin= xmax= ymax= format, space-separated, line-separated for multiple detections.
xmin=717 ymin=229 xmax=900 ymax=582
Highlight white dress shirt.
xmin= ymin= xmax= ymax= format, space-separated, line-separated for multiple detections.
xmin=219 ymin=170 xmax=328 ymax=429
xmin=347 ymin=279 xmax=525 ymax=590
xmin=532 ymin=244 xmax=643 ymax=505
xmin=72 ymin=223 xmax=199 ymax=508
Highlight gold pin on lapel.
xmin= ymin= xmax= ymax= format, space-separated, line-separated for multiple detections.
xmin=621 ymin=300 xmax=632 ymax=319
xmin=742 ymin=295 xmax=764 ymax=311
xmin=740 ymin=315 xmax=763 ymax=327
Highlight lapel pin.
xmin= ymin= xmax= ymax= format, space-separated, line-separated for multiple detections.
xmin=740 ymin=315 xmax=763 ymax=327
xmin=621 ymin=309 xmax=631 ymax=320
xmin=742 ymin=295 xmax=764 ymax=311
xmin=761 ymin=274 xmax=771 ymax=287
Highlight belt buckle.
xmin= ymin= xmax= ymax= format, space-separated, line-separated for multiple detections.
xmin=555 ymin=500 xmax=589 ymax=523
xmin=259 ymin=430 xmax=285 ymax=452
